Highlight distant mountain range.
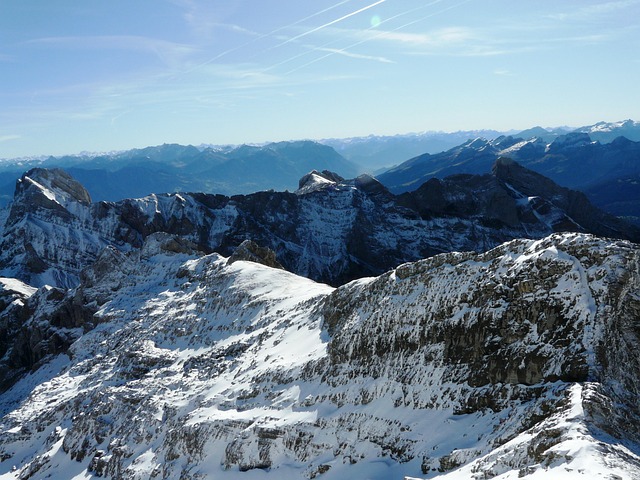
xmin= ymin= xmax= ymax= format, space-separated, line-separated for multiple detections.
xmin=0 ymin=141 xmax=359 ymax=206
xmin=377 ymin=131 xmax=640 ymax=224
xmin=321 ymin=129 xmax=510 ymax=172
xmin=0 ymin=119 xmax=639 ymax=222
xmin=321 ymin=119 xmax=640 ymax=171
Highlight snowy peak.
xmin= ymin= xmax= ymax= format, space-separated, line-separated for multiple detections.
xmin=547 ymin=131 xmax=594 ymax=152
xmin=575 ymin=119 xmax=640 ymax=141
xmin=296 ymin=170 xmax=343 ymax=194
xmin=1 ymin=164 xmax=639 ymax=291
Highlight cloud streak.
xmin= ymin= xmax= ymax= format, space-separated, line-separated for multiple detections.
xmin=178 ymin=0 xmax=357 ymax=73
xmin=26 ymin=35 xmax=197 ymax=68
xmin=549 ymin=0 xmax=640 ymax=20
xmin=313 ymin=47 xmax=393 ymax=63
xmin=271 ymin=0 xmax=386 ymax=48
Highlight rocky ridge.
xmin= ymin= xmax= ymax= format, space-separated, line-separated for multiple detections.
xmin=0 ymin=163 xmax=638 ymax=290
xmin=0 ymin=232 xmax=639 ymax=479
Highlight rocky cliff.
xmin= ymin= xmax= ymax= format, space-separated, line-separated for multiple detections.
xmin=0 ymin=232 xmax=639 ymax=479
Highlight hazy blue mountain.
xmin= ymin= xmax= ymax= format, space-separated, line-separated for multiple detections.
xmin=321 ymin=129 xmax=508 ymax=172
xmin=319 ymin=121 xmax=638 ymax=175
xmin=514 ymin=125 xmax=572 ymax=142
xmin=583 ymin=173 xmax=640 ymax=224
xmin=0 ymin=141 xmax=358 ymax=206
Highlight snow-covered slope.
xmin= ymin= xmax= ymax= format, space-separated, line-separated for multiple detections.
xmin=1 ymin=232 xmax=639 ymax=479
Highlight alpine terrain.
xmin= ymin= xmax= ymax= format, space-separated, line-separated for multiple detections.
xmin=0 ymin=162 xmax=639 ymax=479
xmin=376 ymin=130 xmax=640 ymax=224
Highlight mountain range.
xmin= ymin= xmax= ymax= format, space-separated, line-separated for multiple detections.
xmin=323 ymin=119 xmax=640 ymax=171
xmin=2 ymin=120 xmax=639 ymax=210
xmin=0 ymin=161 xmax=637 ymax=293
xmin=377 ymin=131 xmax=640 ymax=224
xmin=1 ymin=121 xmax=640 ymax=479
xmin=0 ymin=141 xmax=359 ymax=207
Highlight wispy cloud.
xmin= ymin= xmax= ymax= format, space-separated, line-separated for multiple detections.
xmin=26 ymin=35 xmax=197 ymax=68
xmin=1 ymin=56 xmax=359 ymax=128
xmin=313 ymin=46 xmax=393 ymax=63
xmin=358 ymin=26 xmax=473 ymax=47
xmin=170 ymin=0 xmax=236 ymax=40
xmin=175 ymin=0 xmax=365 ymax=76
xmin=307 ymin=24 xmax=509 ymax=58
xmin=549 ymin=0 xmax=640 ymax=20
xmin=272 ymin=0 xmax=386 ymax=49
xmin=0 ymin=134 xmax=21 ymax=143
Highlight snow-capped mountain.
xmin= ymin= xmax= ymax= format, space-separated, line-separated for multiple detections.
xmin=574 ymin=119 xmax=640 ymax=143
xmin=377 ymin=132 xmax=640 ymax=193
xmin=319 ymin=120 xmax=637 ymax=174
xmin=1 ymin=232 xmax=639 ymax=479
xmin=1 ymin=163 xmax=638 ymax=291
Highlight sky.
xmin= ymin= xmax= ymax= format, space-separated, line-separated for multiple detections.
xmin=1 ymin=0 xmax=639 ymax=158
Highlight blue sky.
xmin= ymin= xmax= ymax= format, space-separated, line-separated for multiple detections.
xmin=1 ymin=0 xmax=639 ymax=157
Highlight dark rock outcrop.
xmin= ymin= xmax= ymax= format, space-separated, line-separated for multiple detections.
xmin=227 ymin=240 xmax=284 ymax=269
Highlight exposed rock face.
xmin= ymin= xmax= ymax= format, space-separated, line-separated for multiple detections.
xmin=0 ymin=278 xmax=37 ymax=392
xmin=491 ymin=156 xmax=638 ymax=239
xmin=296 ymin=170 xmax=344 ymax=195
xmin=227 ymin=239 xmax=284 ymax=269
xmin=0 ymin=233 xmax=639 ymax=479
xmin=1 ymin=163 xmax=638 ymax=289
xmin=398 ymin=158 xmax=640 ymax=241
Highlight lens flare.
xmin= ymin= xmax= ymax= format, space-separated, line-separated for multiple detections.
xmin=370 ymin=14 xmax=382 ymax=28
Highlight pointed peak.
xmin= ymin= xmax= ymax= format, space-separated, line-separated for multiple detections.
xmin=491 ymin=156 xmax=520 ymax=176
